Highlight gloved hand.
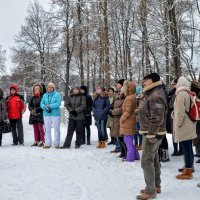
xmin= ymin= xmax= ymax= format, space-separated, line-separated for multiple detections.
xmin=31 ymin=109 xmax=36 ymax=115
xmin=45 ymin=105 xmax=51 ymax=113
xmin=108 ymin=110 xmax=113 ymax=117
xmin=148 ymin=137 xmax=157 ymax=144
xmin=70 ymin=110 xmax=78 ymax=117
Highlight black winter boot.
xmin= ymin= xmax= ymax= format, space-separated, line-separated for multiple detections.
xmin=108 ymin=137 xmax=115 ymax=145
xmin=160 ymin=149 xmax=170 ymax=162
xmin=118 ymin=138 xmax=127 ymax=159
xmin=172 ymin=142 xmax=178 ymax=156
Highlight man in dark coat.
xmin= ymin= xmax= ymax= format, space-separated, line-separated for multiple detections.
xmin=80 ymin=86 xmax=93 ymax=145
xmin=136 ymin=73 xmax=167 ymax=200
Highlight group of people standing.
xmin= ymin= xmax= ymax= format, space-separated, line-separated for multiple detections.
xmin=1 ymin=72 xmax=200 ymax=200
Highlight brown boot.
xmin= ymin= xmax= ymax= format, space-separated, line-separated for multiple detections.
xmin=140 ymin=187 xmax=161 ymax=194
xmin=100 ymin=141 xmax=106 ymax=149
xmin=96 ymin=141 xmax=102 ymax=148
xmin=137 ymin=145 xmax=142 ymax=151
xmin=176 ymin=168 xmax=193 ymax=180
xmin=136 ymin=193 xmax=156 ymax=200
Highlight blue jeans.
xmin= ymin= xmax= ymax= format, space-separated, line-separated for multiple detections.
xmin=96 ymin=120 xmax=107 ymax=141
xmin=134 ymin=122 xmax=143 ymax=146
xmin=115 ymin=137 xmax=120 ymax=151
xmin=180 ymin=140 xmax=194 ymax=168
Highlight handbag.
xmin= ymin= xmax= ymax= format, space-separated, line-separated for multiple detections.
xmin=0 ymin=120 xmax=12 ymax=134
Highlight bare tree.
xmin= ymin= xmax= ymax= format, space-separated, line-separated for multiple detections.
xmin=0 ymin=45 xmax=6 ymax=76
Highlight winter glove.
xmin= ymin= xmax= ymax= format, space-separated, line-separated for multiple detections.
xmin=70 ymin=110 xmax=78 ymax=117
xmin=108 ymin=110 xmax=113 ymax=117
xmin=30 ymin=109 xmax=36 ymax=115
xmin=148 ymin=137 xmax=157 ymax=144
xmin=45 ymin=105 xmax=51 ymax=113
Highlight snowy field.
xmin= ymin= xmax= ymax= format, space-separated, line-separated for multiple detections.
xmin=0 ymin=109 xmax=199 ymax=200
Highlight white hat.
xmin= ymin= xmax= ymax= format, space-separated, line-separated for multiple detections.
xmin=48 ymin=82 xmax=55 ymax=89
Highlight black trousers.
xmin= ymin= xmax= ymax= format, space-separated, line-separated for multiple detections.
xmin=10 ymin=118 xmax=24 ymax=145
xmin=119 ymin=137 xmax=127 ymax=157
xmin=64 ymin=119 xmax=84 ymax=147
xmin=82 ymin=124 xmax=91 ymax=144
xmin=159 ymin=135 xmax=168 ymax=149
xmin=0 ymin=133 xmax=2 ymax=145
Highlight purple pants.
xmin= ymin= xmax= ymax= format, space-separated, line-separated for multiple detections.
xmin=124 ymin=135 xmax=140 ymax=162
xmin=33 ymin=123 xmax=45 ymax=142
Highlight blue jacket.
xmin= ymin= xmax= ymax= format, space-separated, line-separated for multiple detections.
xmin=40 ymin=91 xmax=61 ymax=117
xmin=93 ymin=92 xmax=110 ymax=120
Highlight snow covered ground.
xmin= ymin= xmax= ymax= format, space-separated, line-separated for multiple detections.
xmin=0 ymin=109 xmax=199 ymax=200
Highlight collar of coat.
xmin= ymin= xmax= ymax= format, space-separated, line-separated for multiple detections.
xmin=93 ymin=91 xmax=108 ymax=100
xmin=175 ymin=86 xmax=190 ymax=95
xmin=143 ymin=81 xmax=162 ymax=93
xmin=70 ymin=93 xmax=83 ymax=97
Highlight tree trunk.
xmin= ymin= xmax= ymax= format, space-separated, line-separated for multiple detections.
xmin=102 ymin=0 xmax=110 ymax=87
xmin=78 ymin=0 xmax=84 ymax=85
xmin=140 ymin=0 xmax=151 ymax=75
xmin=167 ymin=0 xmax=181 ymax=78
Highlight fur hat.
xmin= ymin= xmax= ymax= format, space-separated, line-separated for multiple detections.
xmin=117 ymin=79 xmax=126 ymax=86
xmin=47 ymin=82 xmax=55 ymax=90
xmin=143 ymin=73 xmax=160 ymax=83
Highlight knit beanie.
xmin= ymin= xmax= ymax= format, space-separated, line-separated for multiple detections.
xmin=48 ymin=82 xmax=55 ymax=90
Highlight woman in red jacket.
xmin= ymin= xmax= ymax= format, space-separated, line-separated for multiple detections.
xmin=6 ymin=84 xmax=25 ymax=146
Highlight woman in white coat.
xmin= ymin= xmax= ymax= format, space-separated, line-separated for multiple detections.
xmin=173 ymin=77 xmax=197 ymax=179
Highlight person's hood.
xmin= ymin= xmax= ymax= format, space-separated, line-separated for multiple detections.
xmin=80 ymin=86 xmax=88 ymax=95
xmin=10 ymin=83 xmax=19 ymax=93
xmin=121 ymin=80 xmax=136 ymax=96
xmin=176 ymin=77 xmax=190 ymax=90
xmin=41 ymin=83 xmax=47 ymax=94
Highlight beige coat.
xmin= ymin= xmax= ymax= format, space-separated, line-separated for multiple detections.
xmin=120 ymin=80 xmax=137 ymax=135
xmin=173 ymin=77 xmax=197 ymax=143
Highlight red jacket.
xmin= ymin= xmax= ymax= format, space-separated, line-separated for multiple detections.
xmin=7 ymin=84 xmax=25 ymax=120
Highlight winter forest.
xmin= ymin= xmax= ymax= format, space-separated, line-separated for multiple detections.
xmin=0 ymin=0 xmax=200 ymax=96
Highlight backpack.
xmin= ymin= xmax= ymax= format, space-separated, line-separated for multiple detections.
xmin=186 ymin=91 xmax=200 ymax=122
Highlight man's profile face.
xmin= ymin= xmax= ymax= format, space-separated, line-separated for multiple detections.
xmin=143 ymin=79 xmax=153 ymax=87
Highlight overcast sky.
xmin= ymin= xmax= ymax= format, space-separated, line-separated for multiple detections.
xmin=0 ymin=0 xmax=50 ymax=72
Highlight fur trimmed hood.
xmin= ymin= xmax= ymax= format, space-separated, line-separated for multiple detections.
xmin=93 ymin=91 xmax=108 ymax=100
xmin=121 ymin=80 xmax=136 ymax=96
xmin=143 ymin=81 xmax=162 ymax=93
